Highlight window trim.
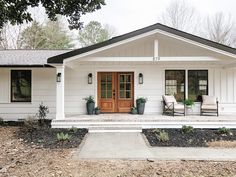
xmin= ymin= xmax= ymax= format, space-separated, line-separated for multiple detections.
xmin=11 ymin=70 xmax=32 ymax=103
xmin=165 ymin=70 xmax=186 ymax=101
xmin=188 ymin=70 xmax=208 ymax=102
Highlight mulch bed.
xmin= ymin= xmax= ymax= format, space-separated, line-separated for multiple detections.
xmin=143 ymin=129 xmax=236 ymax=147
xmin=16 ymin=126 xmax=88 ymax=149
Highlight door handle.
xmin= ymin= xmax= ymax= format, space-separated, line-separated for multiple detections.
xmin=113 ymin=90 xmax=115 ymax=99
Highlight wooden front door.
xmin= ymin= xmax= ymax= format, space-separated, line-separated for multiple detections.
xmin=97 ymin=72 xmax=134 ymax=113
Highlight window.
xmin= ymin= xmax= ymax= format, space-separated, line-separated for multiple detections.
xmin=11 ymin=70 xmax=31 ymax=102
xmin=119 ymin=74 xmax=132 ymax=99
xmin=165 ymin=70 xmax=185 ymax=101
xmin=188 ymin=70 xmax=208 ymax=102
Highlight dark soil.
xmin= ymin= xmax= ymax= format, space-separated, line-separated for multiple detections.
xmin=143 ymin=129 xmax=236 ymax=147
xmin=16 ymin=126 xmax=88 ymax=149
xmin=0 ymin=119 xmax=51 ymax=127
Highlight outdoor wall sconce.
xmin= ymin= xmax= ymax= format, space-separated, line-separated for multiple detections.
xmin=88 ymin=73 xmax=93 ymax=84
xmin=56 ymin=73 xmax=61 ymax=82
xmin=139 ymin=73 xmax=143 ymax=84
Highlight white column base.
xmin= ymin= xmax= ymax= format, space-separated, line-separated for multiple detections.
xmin=56 ymin=114 xmax=65 ymax=120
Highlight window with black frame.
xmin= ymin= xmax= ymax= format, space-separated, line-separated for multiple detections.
xmin=188 ymin=70 xmax=208 ymax=102
xmin=165 ymin=70 xmax=185 ymax=101
xmin=11 ymin=70 xmax=31 ymax=102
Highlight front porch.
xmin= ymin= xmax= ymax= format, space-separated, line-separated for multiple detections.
xmin=51 ymin=114 xmax=236 ymax=131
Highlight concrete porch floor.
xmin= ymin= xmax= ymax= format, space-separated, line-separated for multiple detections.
xmin=51 ymin=114 xmax=236 ymax=129
xmin=64 ymin=113 xmax=236 ymax=121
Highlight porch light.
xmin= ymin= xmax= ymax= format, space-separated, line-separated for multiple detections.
xmin=56 ymin=73 xmax=61 ymax=82
xmin=88 ymin=73 xmax=93 ymax=84
xmin=139 ymin=73 xmax=143 ymax=84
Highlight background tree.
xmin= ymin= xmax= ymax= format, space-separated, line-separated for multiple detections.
xmin=78 ymin=21 xmax=116 ymax=47
xmin=160 ymin=0 xmax=198 ymax=33
xmin=20 ymin=20 xmax=74 ymax=49
xmin=20 ymin=21 xmax=44 ymax=49
xmin=0 ymin=24 xmax=22 ymax=49
xmin=0 ymin=27 xmax=8 ymax=49
xmin=203 ymin=13 xmax=236 ymax=47
xmin=0 ymin=0 xmax=105 ymax=30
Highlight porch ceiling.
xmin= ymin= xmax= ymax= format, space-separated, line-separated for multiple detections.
xmin=64 ymin=57 xmax=233 ymax=69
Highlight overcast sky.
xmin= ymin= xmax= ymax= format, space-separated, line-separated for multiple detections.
xmin=79 ymin=0 xmax=236 ymax=35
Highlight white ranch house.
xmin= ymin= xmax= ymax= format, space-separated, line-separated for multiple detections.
xmin=1 ymin=23 xmax=236 ymax=127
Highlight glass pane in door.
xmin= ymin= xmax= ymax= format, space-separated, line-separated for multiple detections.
xmin=100 ymin=73 xmax=113 ymax=99
xmin=119 ymin=74 xmax=132 ymax=99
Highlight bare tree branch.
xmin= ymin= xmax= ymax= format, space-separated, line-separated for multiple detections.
xmin=203 ymin=13 xmax=236 ymax=47
xmin=0 ymin=24 xmax=23 ymax=49
xmin=160 ymin=0 xmax=198 ymax=33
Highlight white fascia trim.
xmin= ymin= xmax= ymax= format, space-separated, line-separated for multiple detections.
xmin=75 ymin=56 xmax=219 ymax=62
xmin=64 ymin=29 xmax=236 ymax=63
xmin=49 ymin=64 xmax=65 ymax=68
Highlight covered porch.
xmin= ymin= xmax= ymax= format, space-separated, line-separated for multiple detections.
xmin=48 ymin=23 xmax=236 ymax=124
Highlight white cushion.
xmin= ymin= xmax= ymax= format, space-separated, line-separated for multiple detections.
xmin=163 ymin=95 xmax=177 ymax=107
xmin=174 ymin=104 xmax=185 ymax=110
xmin=202 ymin=95 xmax=217 ymax=105
xmin=165 ymin=103 xmax=184 ymax=110
xmin=201 ymin=104 xmax=217 ymax=110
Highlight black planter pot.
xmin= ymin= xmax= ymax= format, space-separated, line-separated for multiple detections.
xmin=137 ymin=103 xmax=145 ymax=115
xmin=95 ymin=109 xmax=100 ymax=115
xmin=86 ymin=102 xmax=95 ymax=115
xmin=131 ymin=109 xmax=138 ymax=114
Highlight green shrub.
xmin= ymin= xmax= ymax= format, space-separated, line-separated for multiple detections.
xmin=218 ymin=127 xmax=231 ymax=135
xmin=152 ymin=128 xmax=161 ymax=134
xmin=136 ymin=97 xmax=148 ymax=104
xmin=157 ymin=130 xmax=169 ymax=142
xmin=183 ymin=99 xmax=194 ymax=106
xmin=36 ymin=102 xmax=49 ymax=127
xmin=181 ymin=125 xmax=194 ymax=134
xmin=69 ymin=126 xmax=78 ymax=133
xmin=83 ymin=95 xmax=95 ymax=103
xmin=57 ymin=132 xmax=72 ymax=141
xmin=95 ymin=107 xmax=100 ymax=111
xmin=37 ymin=139 xmax=45 ymax=143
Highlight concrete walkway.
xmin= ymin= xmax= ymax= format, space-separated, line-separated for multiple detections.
xmin=75 ymin=133 xmax=236 ymax=161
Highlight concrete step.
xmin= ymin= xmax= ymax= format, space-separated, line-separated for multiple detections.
xmin=88 ymin=126 xmax=142 ymax=133
xmin=51 ymin=119 xmax=236 ymax=129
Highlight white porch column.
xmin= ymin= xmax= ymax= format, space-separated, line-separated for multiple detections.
xmin=153 ymin=39 xmax=159 ymax=61
xmin=56 ymin=65 xmax=65 ymax=119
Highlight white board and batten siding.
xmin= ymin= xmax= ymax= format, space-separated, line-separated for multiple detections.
xmin=0 ymin=68 xmax=56 ymax=120
xmin=64 ymin=63 xmax=164 ymax=115
xmin=64 ymin=62 xmax=236 ymax=116
xmin=1 ymin=64 xmax=236 ymax=120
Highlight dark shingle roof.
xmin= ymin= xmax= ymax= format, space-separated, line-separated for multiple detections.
xmin=48 ymin=23 xmax=236 ymax=63
xmin=0 ymin=49 xmax=71 ymax=66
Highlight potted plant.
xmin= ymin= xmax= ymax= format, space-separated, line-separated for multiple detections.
xmin=136 ymin=97 xmax=148 ymax=115
xmin=95 ymin=107 xmax=100 ymax=115
xmin=183 ymin=99 xmax=194 ymax=108
xmin=130 ymin=107 xmax=138 ymax=114
xmin=83 ymin=96 xmax=95 ymax=115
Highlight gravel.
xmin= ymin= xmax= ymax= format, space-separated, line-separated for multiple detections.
xmin=1 ymin=127 xmax=236 ymax=177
